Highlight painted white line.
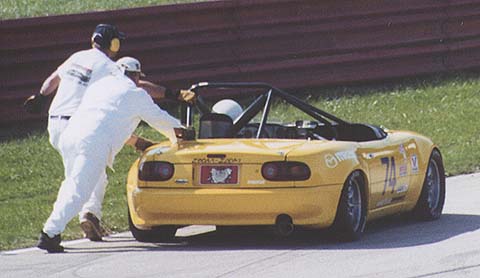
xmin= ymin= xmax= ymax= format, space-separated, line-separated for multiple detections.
xmin=1 ymin=232 xmax=132 ymax=255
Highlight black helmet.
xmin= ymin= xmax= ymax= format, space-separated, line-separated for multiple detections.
xmin=91 ymin=24 xmax=126 ymax=52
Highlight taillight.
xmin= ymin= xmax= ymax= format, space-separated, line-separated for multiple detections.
xmin=261 ymin=161 xmax=310 ymax=181
xmin=138 ymin=161 xmax=174 ymax=181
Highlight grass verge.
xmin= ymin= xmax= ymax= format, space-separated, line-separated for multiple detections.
xmin=0 ymin=126 xmax=166 ymax=250
xmin=1 ymin=0 xmax=209 ymax=20
xmin=0 ymin=74 xmax=479 ymax=250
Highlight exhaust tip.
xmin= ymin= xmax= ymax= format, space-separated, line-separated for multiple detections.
xmin=274 ymin=214 xmax=294 ymax=237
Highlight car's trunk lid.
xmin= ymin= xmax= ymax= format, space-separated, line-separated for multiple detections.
xmin=138 ymin=139 xmax=312 ymax=188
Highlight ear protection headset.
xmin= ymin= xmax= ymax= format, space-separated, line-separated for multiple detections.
xmin=91 ymin=33 xmax=121 ymax=53
xmin=110 ymin=37 xmax=120 ymax=52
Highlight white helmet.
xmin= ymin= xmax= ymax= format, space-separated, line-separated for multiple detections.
xmin=212 ymin=99 xmax=243 ymax=121
xmin=116 ymin=56 xmax=145 ymax=77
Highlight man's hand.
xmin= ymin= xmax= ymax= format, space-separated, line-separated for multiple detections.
xmin=165 ymin=88 xmax=196 ymax=104
xmin=177 ymin=90 xmax=196 ymax=105
xmin=24 ymin=93 xmax=47 ymax=114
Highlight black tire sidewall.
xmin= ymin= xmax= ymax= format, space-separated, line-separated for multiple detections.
xmin=331 ymin=171 xmax=367 ymax=241
xmin=128 ymin=210 xmax=176 ymax=242
xmin=414 ymin=149 xmax=446 ymax=220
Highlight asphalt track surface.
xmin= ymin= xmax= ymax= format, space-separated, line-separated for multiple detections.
xmin=2 ymin=173 xmax=479 ymax=278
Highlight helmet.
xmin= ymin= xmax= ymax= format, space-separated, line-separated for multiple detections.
xmin=212 ymin=99 xmax=243 ymax=121
xmin=91 ymin=23 xmax=125 ymax=53
xmin=116 ymin=57 xmax=146 ymax=77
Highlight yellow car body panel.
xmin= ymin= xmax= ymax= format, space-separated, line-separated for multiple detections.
xmin=127 ymin=130 xmax=436 ymax=229
xmin=128 ymin=186 xmax=342 ymax=228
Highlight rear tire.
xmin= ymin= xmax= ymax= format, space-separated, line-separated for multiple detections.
xmin=331 ymin=171 xmax=367 ymax=241
xmin=413 ymin=149 xmax=445 ymax=220
xmin=128 ymin=210 xmax=177 ymax=242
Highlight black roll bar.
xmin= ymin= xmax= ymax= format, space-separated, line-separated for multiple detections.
xmin=184 ymin=82 xmax=350 ymax=134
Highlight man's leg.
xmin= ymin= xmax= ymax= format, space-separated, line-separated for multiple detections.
xmin=38 ymin=125 xmax=71 ymax=253
xmin=47 ymin=117 xmax=69 ymax=152
xmin=49 ymin=117 xmax=107 ymax=241
xmin=78 ymin=170 xmax=108 ymax=241
xmin=40 ymin=149 xmax=107 ymax=252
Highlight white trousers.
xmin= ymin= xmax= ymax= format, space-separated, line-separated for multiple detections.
xmin=47 ymin=117 xmax=108 ymax=223
xmin=43 ymin=133 xmax=110 ymax=237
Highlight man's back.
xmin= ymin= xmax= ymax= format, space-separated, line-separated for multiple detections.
xmin=60 ymin=73 xmax=181 ymax=167
xmin=62 ymin=74 xmax=142 ymax=146
xmin=49 ymin=48 xmax=118 ymax=116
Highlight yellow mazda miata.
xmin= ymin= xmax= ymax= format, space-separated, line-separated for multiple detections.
xmin=127 ymin=82 xmax=445 ymax=242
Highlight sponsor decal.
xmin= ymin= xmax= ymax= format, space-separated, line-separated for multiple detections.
xmin=376 ymin=198 xmax=392 ymax=208
xmin=399 ymin=164 xmax=408 ymax=177
xmin=66 ymin=63 xmax=93 ymax=86
xmin=399 ymin=144 xmax=407 ymax=159
xmin=335 ymin=150 xmax=357 ymax=161
xmin=247 ymin=180 xmax=266 ymax=185
xmin=376 ymin=195 xmax=406 ymax=208
xmin=324 ymin=151 xmax=357 ymax=168
xmin=324 ymin=154 xmax=338 ymax=168
xmin=411 ymin=154 xmax=419 ymax=174
xmin=396 ymin=184 xmax=409 ymax=194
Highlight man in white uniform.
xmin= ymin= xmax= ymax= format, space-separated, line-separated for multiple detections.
xmin=38 ymin=24 xmax=125 ymax=149
xmin=37 ymin=64 xmax=184 ymax=253
xmin=25 ymin=24 xmax=125 ymax=241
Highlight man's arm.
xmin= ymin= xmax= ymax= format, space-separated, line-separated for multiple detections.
xmin=138 ymin=80 xmax=196 ymax=104
xmin=40 ymin=70 xmax=61 ymax=96
xmin=138 ymin=80 xmax=167 ymax=99
xmin=24 ymin=70 xmax=61 ymax=114
xmin=135 ymin=89 xmax=184 ymax=144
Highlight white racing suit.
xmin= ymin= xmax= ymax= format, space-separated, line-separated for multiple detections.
xmin=47 ymin=48 xmax=119 ymax=223
xmin=43 ymin=74 xmax=181 ymax=237
xmin=48 ymin=119 xmax=108 ymax=224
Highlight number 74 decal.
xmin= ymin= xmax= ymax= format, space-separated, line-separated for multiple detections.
xmin=381 ymin=157 xmax=397 ymax=195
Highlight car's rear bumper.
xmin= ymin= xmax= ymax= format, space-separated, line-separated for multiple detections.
xmin=128 ymin=185 xmax=342 ymax=229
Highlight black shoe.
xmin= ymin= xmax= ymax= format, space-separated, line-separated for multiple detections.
xmin=80 ymin=212 xmax=105 ymax=241
xmin=37 ymin=231 xmax=64 ymax=253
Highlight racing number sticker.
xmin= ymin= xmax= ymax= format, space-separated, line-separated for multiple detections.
xmin=381 ymin=157 xmax=397 ymax=195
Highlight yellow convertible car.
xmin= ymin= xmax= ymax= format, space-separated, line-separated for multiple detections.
xmin=127 ymin=82 xmax=445 ymax=242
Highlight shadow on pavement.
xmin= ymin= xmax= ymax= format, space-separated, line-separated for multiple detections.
xmin=65 ymin=213 xmax=480 ymax=253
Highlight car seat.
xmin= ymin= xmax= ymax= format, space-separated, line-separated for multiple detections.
xmin=198 ymin=113 xmax=234 ymax=139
